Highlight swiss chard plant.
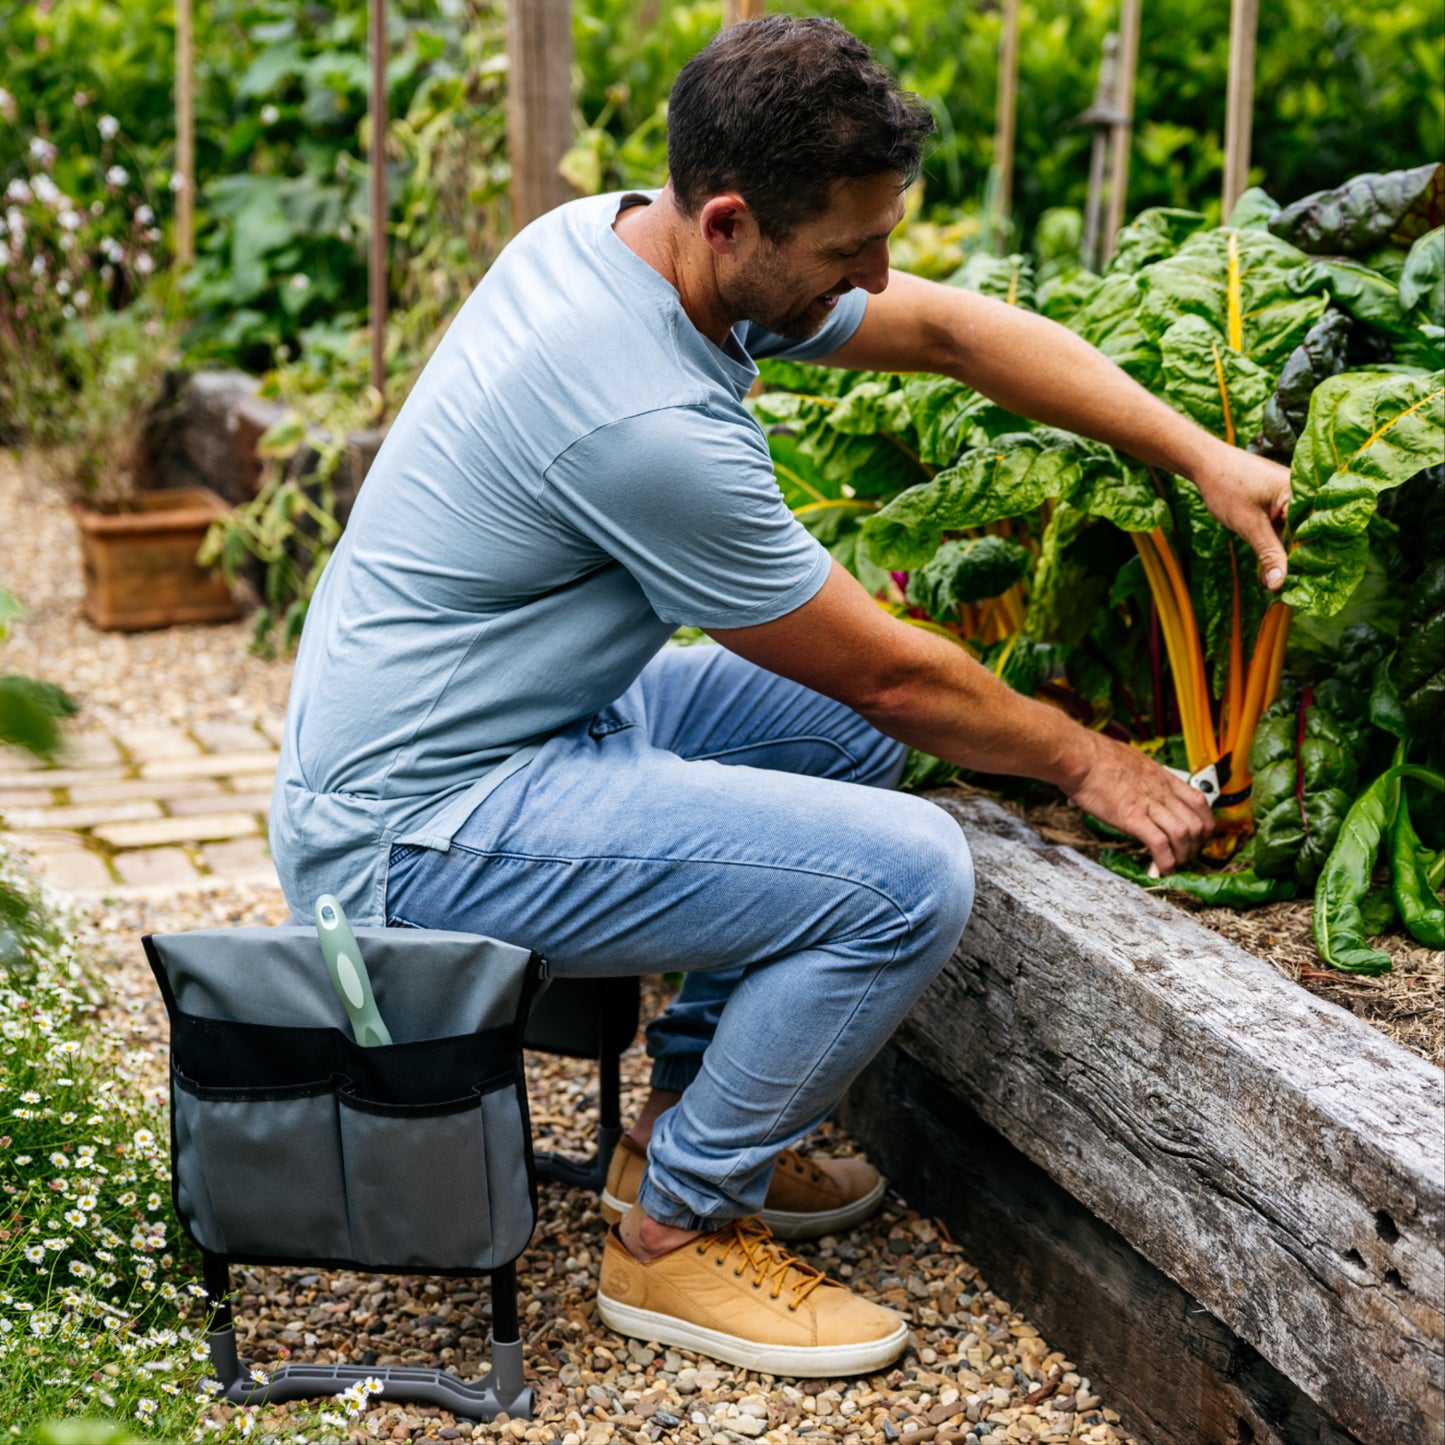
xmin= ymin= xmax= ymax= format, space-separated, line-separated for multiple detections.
xmin=752 ymin=163 xmax=1444 ymax=973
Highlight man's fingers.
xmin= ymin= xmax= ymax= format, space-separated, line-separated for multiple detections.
xmin=1236 ymin=508 xmax=1289 ymax=591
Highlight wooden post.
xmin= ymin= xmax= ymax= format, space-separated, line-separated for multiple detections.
xmin=993 ymin=0 xmax=1021 ymax=229
xmin=724 ymin=0 xmax=766 ymax=25
xmin=1101 ymin=0 xmax=1142 ymax=265
xmin=1222 ymin=0 xmax=1260 ymax=218
xmin=507 ymin=0 xmax=578 ymax=230
xmin=174 ymin=0 xmax=194 ymax=266
xmin=369 ymin=0 xmax=388 ymax=405
xmin=1081 ymin=33 xmax=1121 ymax=271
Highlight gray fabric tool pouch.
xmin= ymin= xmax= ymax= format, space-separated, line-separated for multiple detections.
xmin=144 ymin=927 xmax=543 ymax=1275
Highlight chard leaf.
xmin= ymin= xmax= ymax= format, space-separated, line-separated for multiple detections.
xmin=829 ymin=528 xmax=890 ymax=597
xmin=1037 ymin=267 xmax=1104 ymax=326
xmin=862 ymin=429 xmax=1165 ymax=568
xmin=1267 ymin=162 xmax=1444 ymax=256
xmin=1023 ymin=502 xmax=1108 ymax=646
xmin=946 ymin=252 xmax=1037 ymax=310
xmin=1226 ymin=187 xmax=1280 ymax=230
xmin=1157 ymin=315 xmax=1273 ymax=446
xmin=906 ymin=536 xmax=1033 ymax=619
xmin=1107 ymin=208 xmax=1208 ymax=275
xmin=1256 ymin=309 xmax=1352 ymax=457
xmin=1285 ymin=368 xmax=1445 ymax=615
xmin=1294 ymin=258 xmax=1409 ymax=337
xmin=901 ymin=375 xmax=1025 ymax=467
xmin=828 ymin=379 xmax=914 ymax=437
xmin=1137 ymin=228 xmax=1322 ymax=372
xmin=1400 ymin=226 xmax=1444 ymax=326
xmin=1065 ymin=272 xmax=1157 ymax=383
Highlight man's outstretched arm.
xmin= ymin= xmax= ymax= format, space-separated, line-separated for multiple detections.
xmin=711 ymin=561 xmax=1214 ymax=874
xmin=819 ymin=270 xmax=1292 ymax=590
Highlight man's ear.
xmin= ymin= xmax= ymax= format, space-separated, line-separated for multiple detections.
xmin=698 ymin=194 xmax=756 ymax=256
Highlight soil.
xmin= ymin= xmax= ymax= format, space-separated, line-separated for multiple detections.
xmin=967 ymin=785 xmax=1445 ymax=1070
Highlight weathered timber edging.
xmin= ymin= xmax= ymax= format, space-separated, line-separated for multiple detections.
xmin=847 ymin=790 xmax=1443 ymax=1445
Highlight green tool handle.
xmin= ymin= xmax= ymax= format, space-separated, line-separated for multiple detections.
xmin=315 ymin=894 xmax=393 ymax=1047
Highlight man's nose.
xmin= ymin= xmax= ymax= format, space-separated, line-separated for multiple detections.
xmin=846 ymin=242 xmax=891 ymax=295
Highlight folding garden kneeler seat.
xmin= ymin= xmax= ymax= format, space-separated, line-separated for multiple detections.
xmin=144 ymin=924 xmax=547 ymax=1420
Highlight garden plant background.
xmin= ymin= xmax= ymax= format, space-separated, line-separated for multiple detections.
xmin=1 ymin=0 xmax=1443 ymax=1439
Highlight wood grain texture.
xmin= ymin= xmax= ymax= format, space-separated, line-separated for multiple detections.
xmin=891 ymin=791 xmax=1443 ymax=1445
xmin=839 ymin=1047 xmax=1363 ymax=1445
xmin=506 ymin=0 xmax=579 ymax=229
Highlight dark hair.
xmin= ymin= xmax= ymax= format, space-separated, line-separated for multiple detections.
xmin=666 ymin=16 xmax=936 ymax=241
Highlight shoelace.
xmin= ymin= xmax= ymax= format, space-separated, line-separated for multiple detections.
xmin=697 ymin=1218 xmax=826 ymax=1310
xmin=779 ymin=1148 xmax=827 ymax=1185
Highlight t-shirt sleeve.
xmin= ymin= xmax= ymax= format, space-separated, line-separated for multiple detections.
xmin=736 ymin=288 xmax=869 ymax=362
xmin=541 ymin=405 xmax=832 ymax=630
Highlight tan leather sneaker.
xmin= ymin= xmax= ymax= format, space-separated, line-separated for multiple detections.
xmin=597 ymin=1218 xmax=908 ymax=1377
xmin=600 ymin=1135 xmax=886 ymax=1239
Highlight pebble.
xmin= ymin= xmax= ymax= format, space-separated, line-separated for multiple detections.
xmin=0 ymin=450 xmax=1142 ymax=1444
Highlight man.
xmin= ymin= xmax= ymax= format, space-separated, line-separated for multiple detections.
xmin=271 ymin=17 xmax=1290 ymax=1378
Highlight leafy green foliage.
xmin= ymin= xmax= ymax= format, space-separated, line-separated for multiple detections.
xmin=1267 ymin=162 xmax=1444 ymax=256
xmin=907 ymin=536 xmax=1033 ymax=620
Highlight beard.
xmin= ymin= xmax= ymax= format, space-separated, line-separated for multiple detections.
xmin=718 ymin=245 xmax=849 ymax=341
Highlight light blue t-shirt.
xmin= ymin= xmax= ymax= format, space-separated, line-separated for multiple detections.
xmin=271 ymin=191 xmax=868 ymax=922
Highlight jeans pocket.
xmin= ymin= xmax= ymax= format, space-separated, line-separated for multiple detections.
xmin=587 ymin=701 xmax=636 ymax=738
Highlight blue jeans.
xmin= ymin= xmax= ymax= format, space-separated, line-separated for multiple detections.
xmin=385 ymin=645 xmax=975 ymax=1230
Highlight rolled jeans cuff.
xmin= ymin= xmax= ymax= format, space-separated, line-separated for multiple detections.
xmin=648 ymin=1055 xmax=702 ymax=1093
xmin=634 ymin=1173 xmax=736 ymax=1233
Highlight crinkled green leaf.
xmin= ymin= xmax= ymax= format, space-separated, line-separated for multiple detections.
xmin=1037 ymin=267 xmax=1104 ymax=326
xmin=1137 ymin=228 xmax=1323 ymax=372
xmin=906 ymin=536 xmax=1033 ymax=619
xmin=1267 ymin=163 xmax=1444 ymax=257
xmin=1157 ymin=314 xmax=1273 ymax=445
xmin=1065 ymin=272 xmax=1158 ymax=384
xmin=900 ymin=375 xmax=1025 ymax=467
xmin=946 ymin=252 xmax=1036 ymax=310
xmin=829 ymin=528 xmax=890 ymax=597
xmin=1256 ymin=309 xmax=1352 ymax=457
xmin=1293 ymin=257 xmax=1409 ymax=337
xmin=863 ymin=429 xmax=1165 ymax=569
xmin=1391 ymin=558 xmax=1445 ymax=735
xmin=1100 ymin=850 xmax=1298 ymax=907
xmin=828 ymin=378 xmax=914 ymax=437
xmin=1400 ymin=226 xmax=1445 ymax=326
xmin=752 ymin=390 xmax=925 ymax=501
xmin=1022 ymin=502 xmax=1107 ymax=647
xmin=1107 ymin=207 xmax=1208 ymax=275
xmin=1285 ymin=368 xmax=1445 ymax=615
xmin=1226 ymin=187 xmax=1280 ymax=231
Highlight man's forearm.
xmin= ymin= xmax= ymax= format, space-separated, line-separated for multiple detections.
xmin=929 ymin=286 xmax=1221 ymax=481
xmin=857 ymin=624 xmax=1099 ymax=793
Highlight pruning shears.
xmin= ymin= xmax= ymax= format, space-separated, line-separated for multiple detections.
xmin=315 ymin=894 xmax=393 ymax=1047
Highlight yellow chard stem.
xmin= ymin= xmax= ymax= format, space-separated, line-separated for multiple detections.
xmin=1134 ymin=530 xmax=1218 ymax=772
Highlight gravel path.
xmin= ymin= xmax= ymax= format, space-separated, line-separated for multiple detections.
xmin=3 ymin=450 xmax=1138 ymax=1443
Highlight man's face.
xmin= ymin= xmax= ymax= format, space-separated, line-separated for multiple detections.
xmin=718 ymin=172 xmax=907 ymax=341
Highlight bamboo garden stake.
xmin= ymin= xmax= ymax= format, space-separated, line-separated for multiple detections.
xmin=993 ymin=0 xmax=1021 ymax=231
xmin=174 ymin=0 xmax=194 ymax=266
xmin=1101 ymin=0 xmax=1142 ymax=265
xmin=369 ymin=0 xmax=388 ymax=408
xmin=1222 ymin=0 xmax=1260 ymax=216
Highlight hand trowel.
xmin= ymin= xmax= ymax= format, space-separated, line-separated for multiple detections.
xmin=315 ymin=894 xmax=393 ymax=1046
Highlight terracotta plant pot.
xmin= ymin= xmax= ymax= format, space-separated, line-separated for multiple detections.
xmin=72 ymin=487 xmax=240 ymax=631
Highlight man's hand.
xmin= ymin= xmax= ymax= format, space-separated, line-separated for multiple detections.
xmin=1065 ymin=732 xmax=1215 ymax=874
xmin=1192 ymin=441 xmax=1293 ymax=590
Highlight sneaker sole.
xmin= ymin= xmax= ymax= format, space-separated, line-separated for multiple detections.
xmin=599 ymin=1174 xmax=888 ymax=1241
xmin=596 ymin=1289 xmax=909 ymax=1379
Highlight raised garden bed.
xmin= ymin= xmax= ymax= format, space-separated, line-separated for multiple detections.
xmin=840 ymin=789 xmax=1443 ymax=1445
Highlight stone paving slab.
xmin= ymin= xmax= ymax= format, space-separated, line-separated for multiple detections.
xmin=112 ymin=846 xmax=202 ymax=888
xmin=138 ymin=750 xmax=279 ymax=781
xmin=0 ymin=765 xmax=129 ymax=790
xmin=66 ymin=776 xmax=225 ymax=806
xmin=0 ymin=787 xmax=55 ymax=808
xmin=114 ymin=726 xmax=204 ymax=762
xmin=7 ymin=800 xmax=164 ymax=831
xmin=92 ymin=811 xmax=262 ymax=849
xmin=0 ymin=719 xmax=283 ymax=902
